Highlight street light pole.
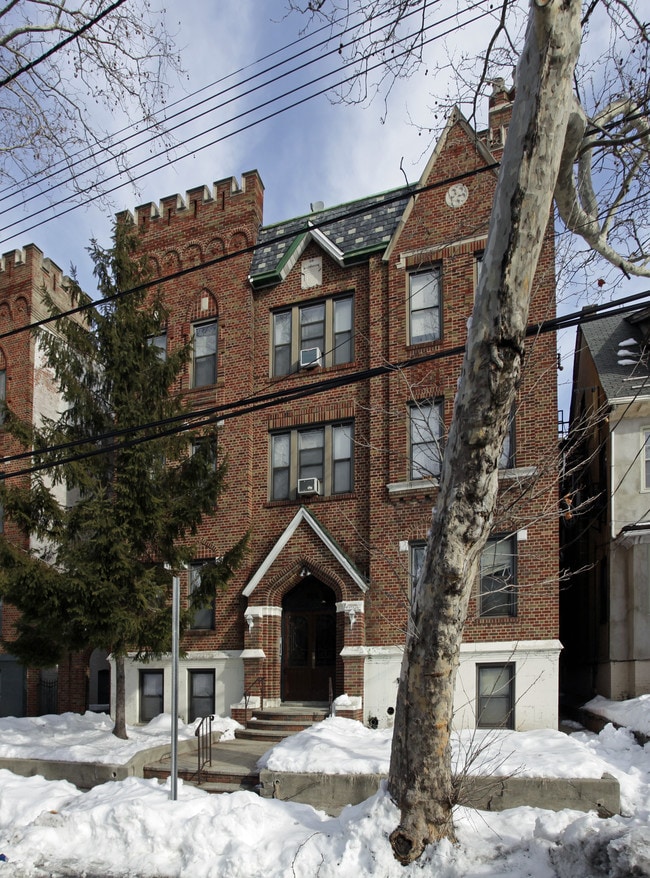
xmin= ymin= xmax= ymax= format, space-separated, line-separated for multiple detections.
xmin=170 ymin=572 xmax=180 ymax=801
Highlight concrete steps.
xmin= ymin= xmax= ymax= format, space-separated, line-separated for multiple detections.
xmin=234 ymin=705 xmax=329 ymax=745
xmin=143 ymin=705 xmax=330 ymax=795
xmin=143 ymin=738 xmax=268 ymax=794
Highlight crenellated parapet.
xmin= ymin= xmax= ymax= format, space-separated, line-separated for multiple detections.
xmin=0 ymin=245 xmax=71 ymax=323
xmin=115 ymin=171 xmax=264 ymax=284
xmin=117 ymin=170 xmax=264 ymax=236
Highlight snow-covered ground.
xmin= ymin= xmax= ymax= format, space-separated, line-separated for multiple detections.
xmin=0 ymin=697 xmax=648 ymax=877
xmin=0 ymin=712 xmax=240 ymax=765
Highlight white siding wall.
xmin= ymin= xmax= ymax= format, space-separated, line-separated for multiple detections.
xmin=359 ymin=640 xmax=561 ymax=731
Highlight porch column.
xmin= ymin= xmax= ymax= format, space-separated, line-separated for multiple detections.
xmin=336 ymin=600 xmax=365 ymax=722
xmin=232 ymin=606 xmax=282 ymax=724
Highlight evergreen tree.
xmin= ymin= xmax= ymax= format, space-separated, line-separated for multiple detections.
xmin=0 ymin=222 xmax=247 ymax=738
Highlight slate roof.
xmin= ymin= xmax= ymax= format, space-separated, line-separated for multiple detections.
xmin=581 ymin=308 xmax=650 ymax=402
xmin=249 ymin=185 xmax=414 ymax=287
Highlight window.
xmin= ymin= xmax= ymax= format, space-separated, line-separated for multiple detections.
xmin=333 ymin=297 xmax=353 ymax=364
xmin=410 ymin=400 xmax=443 ymax=479
xmin=644 ymin=429 xmax=650 ymax=489
xmin=0 ymin=368 xmax=5 ymax=425
xmin=148 ymin=332 xmax=167 ymax=360
xmin=409 ymin=541 xmax=426 ymax=600
xmin=332 ymin=423 xmax=353 ymax=493
xmin=192 ymin=320 xmax=217 ymax=387
xmin=409 ymin=267 xmax=441 ymax=344
xmin=475 ymin=252 xmax=484 ymax=294
xmin=270 ymin=422 xmax=354 ymax=500
xmin=480 ymin=535 xmax=517 ymax=617
xmin=188 ymin=670 xmax=215 ymax=722
xmin=191 ymin=437 xmax=217 ymax=472
xmin=499 ymin=410 xmax=515 ymax=469
xmin=272 ymin=295 xmax=353 ymax=376
xmin=189 ymin=562 xmax=214 ymax=630
xmin=139 ymin=670 xmax=163 ymax=723
xmin=477 ymin=663 xmax=515 ymax=728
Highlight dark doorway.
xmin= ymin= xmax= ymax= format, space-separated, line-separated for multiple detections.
xmin=282 ymin=578 xmax=336 ymax=702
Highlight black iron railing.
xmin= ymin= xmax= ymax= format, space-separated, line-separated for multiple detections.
xmin=195 ymin=714 xmax=214 ymax=785
xmin=328 ymin=677 xmax=334 ymax=716
xmin=243 ymin=676 xmax=264 ymax=712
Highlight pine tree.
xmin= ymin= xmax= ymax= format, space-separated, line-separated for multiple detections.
xmin=0 ymin=221 xmax=247 ymax=738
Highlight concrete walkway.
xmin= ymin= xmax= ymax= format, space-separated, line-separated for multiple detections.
xmin=143 ymin=736 xmax=271 ymax=792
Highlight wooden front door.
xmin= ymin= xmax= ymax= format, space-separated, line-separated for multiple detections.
xmin=282 ymin=579 xmax=336 ymax=702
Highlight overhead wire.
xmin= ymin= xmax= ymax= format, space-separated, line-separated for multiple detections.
xmin=2 ymin=289 xmax=649 ymax=481
xmin=0 ymin=162 xmax=500 ymax=343
xmin=0 ymin=0 xmax=129 ymax=88
xmin=0 ymin=0 xmax=499 ymax=247
xmin=0 ymin=0 xmax=439 ymax=212
xmin=0 ymin=0 xmax=361 ymax=201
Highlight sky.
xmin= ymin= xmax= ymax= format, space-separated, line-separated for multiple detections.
xmin=3 ymin=0 xmax=475 ymax=287
xmin=0 ymin=696 xmax=650 ymax=876
xmin=1 ymin=0 xmax=646 ymax=421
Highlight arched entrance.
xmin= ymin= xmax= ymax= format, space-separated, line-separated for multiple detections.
xmin=282 ymin=577 xmax=336 ymax=702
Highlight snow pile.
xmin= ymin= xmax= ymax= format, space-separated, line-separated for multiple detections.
xmin=0 ymin=696 xmax=649 ymax=876
xmin=0 ymin=711 xmax=241 ymax=764
xmin=585 ymin=693 xmax=650 ymax=736
xmin=260 ymin=717 xmax=613 ymax=779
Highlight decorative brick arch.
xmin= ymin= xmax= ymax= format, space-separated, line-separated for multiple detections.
xmin=183 ymin=242 xmax=203 ymax=266
xmin=228 ymin=229 xmax=251 ymax=253
xmin=206 ymin=237 xmax=226 ymax=258
xmin=0 ymin=345 xmax=6 ymax=369
xmin=146 ymin=255 xmax=161 ymax=279
xmin=13 ymin=296 xmax=29 ymax=320
xmin=185 ymin=288 xmax=218 ymax=323
xmin=0 ymin=302 xmax=10 ymax=329
xmin=162 ymin=250 xmax=181 ymax=273
xmin=264 ymin=559 xmax=345 ymax=607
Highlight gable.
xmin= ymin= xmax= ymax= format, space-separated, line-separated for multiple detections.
xmin=243 ymin=505 xmax=367 ymax=596
xmin=248 ymin=188 xmax=413 ymax=289
xmin=384 ymin=107 xmax=500 ymax=264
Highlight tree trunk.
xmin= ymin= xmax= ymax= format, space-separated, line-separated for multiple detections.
xmin=388 ymin=0 xmax=582 ymax=864
xmin=112 ymin=654 xmax=128 ymax=739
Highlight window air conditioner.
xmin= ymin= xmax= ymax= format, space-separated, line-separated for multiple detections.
xmin=297 ymin=477 xmax=322 ymax=496
xmin=299 ymin=347 xmax=322 ymax=369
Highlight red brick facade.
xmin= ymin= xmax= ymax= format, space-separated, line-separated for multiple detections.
xmin=1 ymin=89 xmax=561 ymax=728
xmin=0 ymin=246 xmax=89 ymax=716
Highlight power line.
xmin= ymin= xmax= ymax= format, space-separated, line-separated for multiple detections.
xmin=0 ymin=162 xmax=500 ymax=343
xmin=0 ymin=0 xmax=497 ymax=246
xmin=2 ymin=290 xmax=649 ymax=481
xmin=0 ymin=0 xmax=359 ymax=202
xmin=0 ymin=0 xmax=439 ymax=213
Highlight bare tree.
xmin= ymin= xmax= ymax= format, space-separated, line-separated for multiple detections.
xmin=291 ymin=0 xmax=649 ymax=863
xmin=0 ymin=0 xmax=181 ymax=193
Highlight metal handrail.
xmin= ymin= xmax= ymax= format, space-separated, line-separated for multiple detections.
xmin=243 ymin=675 xmax=264 ymax=712
xmin=328 ymin=677 xmax=334 ymax=716
xmin=195 ymin=714 xmax=214 ymax=785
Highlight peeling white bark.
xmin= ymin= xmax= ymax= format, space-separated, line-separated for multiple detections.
xmin=388 ymin=0 xmax=583 ymax=863
xmin=556 ymin=97 xmax=650 ymax=278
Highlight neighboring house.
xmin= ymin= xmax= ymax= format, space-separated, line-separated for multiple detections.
xmin=0 ymin=247 xmax=107 ymax=716
xmin=1 ymin=83 xmax=561 ymax=730
xmin=562 ymin=306 xmax=650 ymax=703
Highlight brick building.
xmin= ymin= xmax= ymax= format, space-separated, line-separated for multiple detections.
xmin=1 ymin=85 xmax=561 ymax=729
xmin=0 ymin=246 xmax=98 ymax=716
xmin=116 ymin=84 xmax=560 ymax=730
